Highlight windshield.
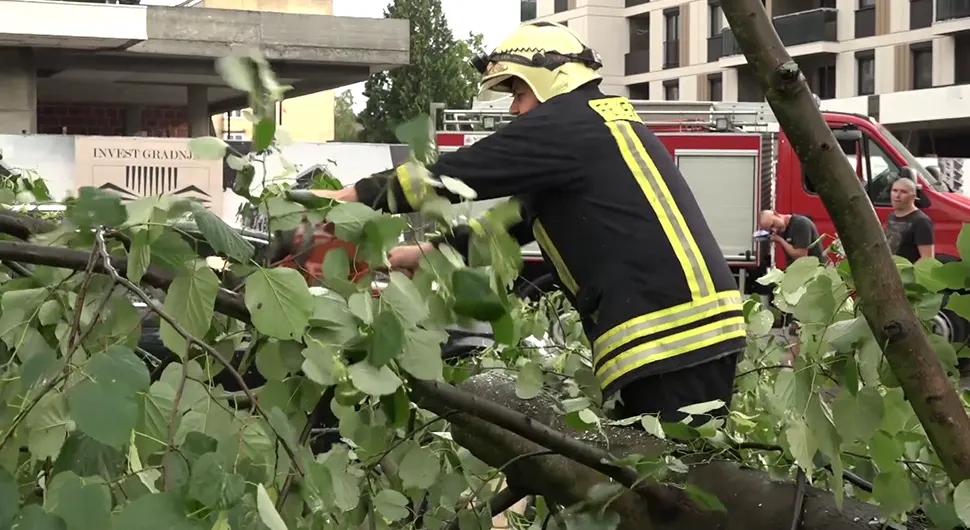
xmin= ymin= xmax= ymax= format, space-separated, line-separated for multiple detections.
xmin=876 ymin=122 xmax=948 ymax=192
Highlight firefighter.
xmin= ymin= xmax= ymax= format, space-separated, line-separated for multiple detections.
xmin=311 ymin=22 xmax=745 ymax=426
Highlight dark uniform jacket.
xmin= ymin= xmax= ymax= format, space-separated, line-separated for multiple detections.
xmin=354 ymin=83 xmax=746 ymax=398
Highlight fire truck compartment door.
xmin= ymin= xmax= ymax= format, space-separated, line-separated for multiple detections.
xmin=674 ymin=149 xmax=760 ymax=264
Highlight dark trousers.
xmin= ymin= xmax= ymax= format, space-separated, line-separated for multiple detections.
xmin=615 ymin=350 xmax=741 ymax=427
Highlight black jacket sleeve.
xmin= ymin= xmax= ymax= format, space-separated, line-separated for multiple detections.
xmin=353 ymin=109 xmax=581 ymax=213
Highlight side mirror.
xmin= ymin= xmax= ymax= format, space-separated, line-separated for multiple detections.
xmin=832 ymin=128 xmax=863 ymax=142
xmin=916 ymin=188 xmax=931 ymax=209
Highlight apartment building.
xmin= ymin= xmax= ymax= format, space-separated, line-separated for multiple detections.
xmin=521 ymin=0 xmax=970 ymax=157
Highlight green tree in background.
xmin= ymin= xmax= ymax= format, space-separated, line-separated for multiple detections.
xmin=333 ymin=90 xmax=360 ymax=142
xmin=358 ymin=0 xmax=486 ymax=143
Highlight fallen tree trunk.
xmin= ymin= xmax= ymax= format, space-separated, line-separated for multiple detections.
xmin=719 ymin=0 xmax=970 ymax=484
xmin=417 ymin=372 xmax=924 ymax=530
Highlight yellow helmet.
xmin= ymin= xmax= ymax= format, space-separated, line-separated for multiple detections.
xmin=471 ymin=22 xmax=603 ymax=103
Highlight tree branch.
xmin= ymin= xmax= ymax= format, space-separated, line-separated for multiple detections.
xmin=443 ymin=486 xmax=527 ymax=530
xmin=0 ymin=240 xmax=251 ymax=323
xmin=720 ymin=0 xmax=970 ymax=484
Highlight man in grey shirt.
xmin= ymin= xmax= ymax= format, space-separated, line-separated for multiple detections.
xmin=759 ymin=210 xmax=825 ymax=266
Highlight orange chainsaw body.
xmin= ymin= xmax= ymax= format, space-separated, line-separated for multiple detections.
xmin=276 ymin=220 xmax=370 ymax=287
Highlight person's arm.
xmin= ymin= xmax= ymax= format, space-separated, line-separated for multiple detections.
xmin=353 ymin=112 xmax=580 ymax=213
xmin=913 ymin=215 xmax=936 ymax=262
xmin=776 ymin=219 xmax=812 ymax=260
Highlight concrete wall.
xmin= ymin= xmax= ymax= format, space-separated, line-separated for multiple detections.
xmin=205 ymin=0 xmax=337 ymax=143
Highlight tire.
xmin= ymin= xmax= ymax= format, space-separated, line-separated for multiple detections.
xmin=930 ymin=255 xmax=970 ymax=375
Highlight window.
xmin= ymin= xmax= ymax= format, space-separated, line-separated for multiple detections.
xmin=709 ymin=2 xmax=723 ymax=37
xmin=708 ymin=73 xmax=723 ymax=101
xmin=856 ymin=53 xmax=875 ymax=95
xmin=665 ymin=10 xmax=680 ymax=41
xmin=229 ymin=109 xmax=242 ymax=118
xmin=664 ymin=79 xmax=680 ymax=101
xmin=912 ymin=44 xmax=933 ymax=89
xmin=802 ymin=133 xmax=900 ymax=206
xmin=224 ymin=132 xmax=246 ymax=141
xmin=520 ymin=0 xmax=537 ymax=21
xmin=858 ymin=0 xmax=874 ymax=7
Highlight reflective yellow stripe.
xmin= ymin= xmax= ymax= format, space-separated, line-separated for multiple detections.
xmin=605 ymin=121 xmax=714 ymax=300
xmin=596 ymin=317 xmax=747 ymax=388
xmin=532 ymin=220 xmax=579 ymax=295
xmin=593 ymin=290 xmax=743 ymax=361
xmin=396 ymin=163 xmax=433 ymax=209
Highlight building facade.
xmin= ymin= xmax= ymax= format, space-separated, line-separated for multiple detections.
xmin=207 ymin=0 xmax=337 ymax=144
xmin=521 ymin=0 xmax=970 ymax=157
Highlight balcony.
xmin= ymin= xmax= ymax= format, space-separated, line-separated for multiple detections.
xmin=911 ymin=0 xmax=933 ymax=28
xmin=663 ymin=40 xmax=679 ymax=68
xmin=937 ymin=0 xmax=970 ymax=21
xmin=625 ymin=48 xmax=650 ymax=76
xmin=521 ymin=0 xmax=536 ymax=22
xmin=708 ymin=33 xmax=723 ymax=62
xmin=721 ymin=8 xmax=837 ymax=57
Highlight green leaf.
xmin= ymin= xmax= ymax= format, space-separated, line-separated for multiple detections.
xmin=10 ymin=505 xmax=66 ymax=530
xmin=302 ymin=340 xmax=346 ymax=387
xmin=640 ymin=415 xmax=665 ymax=440
xmin=373 ymin=490 xmax=409 ymax=522
xmin=215 ymin=55 xmax=257 ymax=93
xmin=326 ymin=203 xmax=382 ymax=242
xmin=678 ymin=400 xmax=726 ymax=416
xmin=399 ymin=445 xmax=440 ymax=490
xmin=746 ymin=310 xmax=773 ymax=337
xmin=25 ymin=393 xmax=72 ymax=461
xmin=190 ymin=202 xmax=255 ymax=263
xmin=452 ymin=268 xmax=505 ymax=322
xmin=255 ymin=484 xmax=287 ymax=530
xmin=252 ymin=118 xmax=276 ymax=152
xmin=959 ymin=223 xmax=970 ymax=260
xmin=245 ymin=268 xmax=313 ymax=340
xmin=515 ymin=361 xmax=543 ymax=400
xmin=0 ymin=468 xmax=18 ymax=527
xmin=67 ymin=187 xmax=127 ymax=231
xmin=399 ymin=328 xmax=445 ymax=381
xmin=161 ymin=261 xmax=219 ymax=356
xmin=368 ymin=310 xmax=405 ymax=368
xmin=348 ymin=362 xmax=402 ymax=397
xmin=66 ymin=346 xmax=148 ymax=448
xmin=128 ymin=229 xmax=152 ymax=284
xmin=149 ymin=231 xmax=199 ymax=274
xmin=954 ymin=479 xmax=970 ymax=526
xmin=682 ymin=483 xmax=727 ymax=513
xmin=381 ymin=272 xmax=429 ymax=327
xmin=112 ymin=491 xmax=200 ymax=530
xmin=562 ymin=511 xmax=620 ymax=530
xmin=926 ymin=501 xmax=963 ymax=530
xmin=947 ymin=293 xmax=970 ymax=322
xmin=832 ymin=387 xmax=884 ymax=443
xmin=189 ymin=452 xmax=246 ymax=509
xmin=348 ymin=293 xmax=374 ymax=324
xmin=188 ymin=136 xmax=229 ymax=160
xmin=394 ymin=114 xmax=435 ymax=164
xmin=46 ymin=471 xmax=111 ymax=530
xmin=785 ymin=419 xmax=816 ymax=476
xmin=872 ymin=470 xmax=919 ymax=517
xmin=439 ymin=176 xmax=478 ymax=200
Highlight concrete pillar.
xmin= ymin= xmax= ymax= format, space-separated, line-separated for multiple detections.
xmin=0 ymin=48 xmax=37 ymax=134
xmin=723 ymin=68 xmax=739 ymax=102
xmin=933 ymin=36 xmax=955 ymax=86
xmin=186 ymin=85 xmax=209 ymax=137
xmin=124 ymin=105 xmax=143 ymax=136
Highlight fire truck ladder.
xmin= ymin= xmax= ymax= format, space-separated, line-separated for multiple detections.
xmin=437 ymin=100 xmax=780 ymax=133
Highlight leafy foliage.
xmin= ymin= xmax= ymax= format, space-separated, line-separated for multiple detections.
xmin=334 ymin=90 xmax=360 ymax=142
xmin=2 ymin=49 xmax=970 ymax=530
xmin=357 ymin=0 xmax=486 ymax=142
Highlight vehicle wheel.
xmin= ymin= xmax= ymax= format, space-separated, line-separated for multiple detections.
xmin=514 ymin=273 xmax=559 ymax=301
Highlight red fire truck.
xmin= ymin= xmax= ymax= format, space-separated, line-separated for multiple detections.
xmin=433 ymin=99 xmax=970 ymax=343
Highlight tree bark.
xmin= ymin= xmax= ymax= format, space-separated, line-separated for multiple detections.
xmin=719 ymin=0 xmax=970 ymax=484
xmin=421 ymin=372 xmax=925 ymax=530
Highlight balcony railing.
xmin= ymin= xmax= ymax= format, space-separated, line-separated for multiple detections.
xmin=708 ymin=34 xmax=723 ymax=62
xmin=663 ymin=40 xmax=680 ymax=68
xmin=721 ymin=8 xmax=837 ymax=57
xmin=625 ymin=49 xmax=650 ymax=76
xmin=937 ymin=0 xmax=970 ymax=21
